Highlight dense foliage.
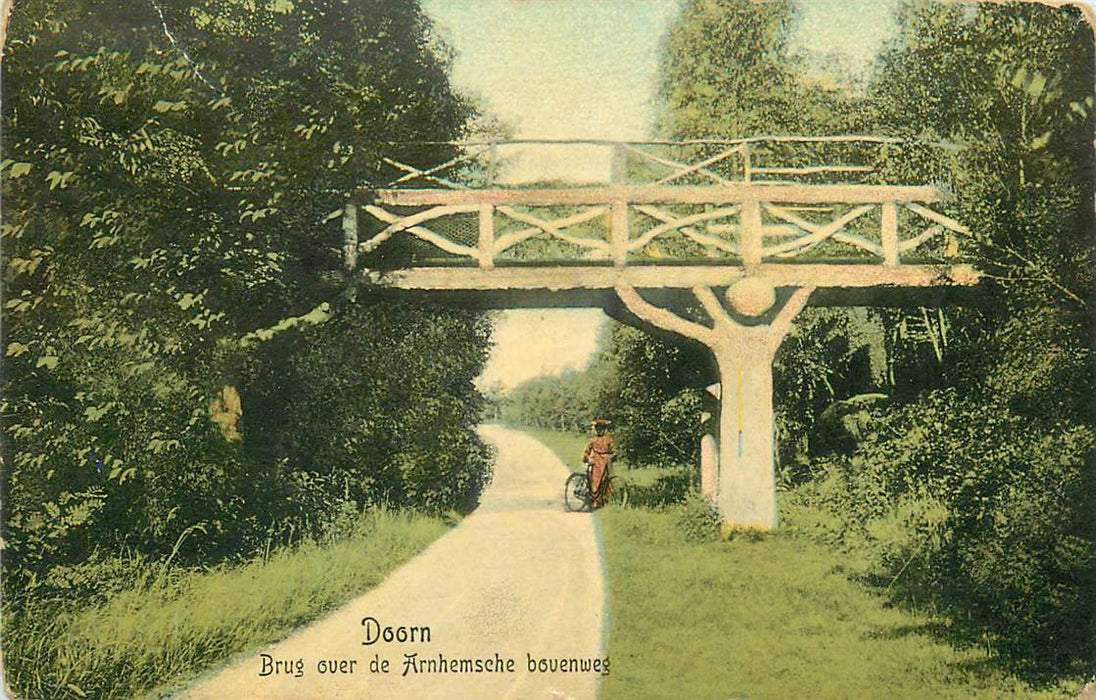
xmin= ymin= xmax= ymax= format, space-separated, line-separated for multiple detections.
xmin=1 ymin=0 xmax=491 ymax=610
xmin=505 ymin=0 xmax=1095 ymax=677
xmin=794 ymin=1 xmax=1095 ymax=675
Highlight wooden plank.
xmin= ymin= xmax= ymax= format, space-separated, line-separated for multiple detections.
xmin=881 ymin=201 xmax=899 ymax=266
xmin=478 ymin=204 xmax=494 ymax=268
xmin=374 ymin=184 xmax=942 ymax=207
xmin=906 ymin=203 xmax=971 ymax=234
xmin=362 ymin=263 xmax=981 ymax=291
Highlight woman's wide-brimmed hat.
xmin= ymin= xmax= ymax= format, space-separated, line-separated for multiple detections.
xmin=591 ymin=418 xmax=612 ymax=427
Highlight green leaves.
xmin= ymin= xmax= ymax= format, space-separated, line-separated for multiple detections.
xmin=152 ymin=100 xmax=187 ymax=113
xmin=44 ymin=170 xmax=75 ymax=189
xmin=1 ymin=0 xmax=486 ymax=648
xmin=4 ymin=160 xmax=34 ymax=178
xmin=34 ymin=356 xmax=59 ymax=370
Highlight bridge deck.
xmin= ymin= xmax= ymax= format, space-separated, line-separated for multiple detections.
xmin=363 ymin=263 xmax=980 ymax=291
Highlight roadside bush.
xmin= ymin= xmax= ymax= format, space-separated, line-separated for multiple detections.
xmin=623 ymin=467 xmax=692 ymax=509
xmin=673 ymin=494 xmax=722 ymax=543
xmin=782 ymin=389 xmax=1094 ymax=674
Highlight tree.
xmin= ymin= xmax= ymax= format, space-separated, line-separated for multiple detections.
xmin=658 ymin=0 xmax=803 ymax=138
xmin=1 ymin=0 xmax=491 ymax=599
xmin=796 ymin=0 xmax=1096 ymax=673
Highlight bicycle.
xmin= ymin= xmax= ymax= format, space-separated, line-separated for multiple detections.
xmin=564 ymin=464 xmax=625 ymax=512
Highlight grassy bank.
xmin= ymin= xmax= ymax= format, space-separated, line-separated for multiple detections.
xmin=524 ymin=427 xmax=1079 ymax=699
xmin=4 ymin=509 xmax=448 ymax=700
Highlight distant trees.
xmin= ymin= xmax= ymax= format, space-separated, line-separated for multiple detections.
xmin=658 ymin=0 xmax=815 ymax=137
xmin=501 ymin=369 xmax=601 ymax=434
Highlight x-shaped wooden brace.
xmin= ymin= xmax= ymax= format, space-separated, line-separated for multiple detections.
xmin=494 ymin=206 xmax=611 ymax=255
xmin=763 ymin=204 xmax=878 ymax=258
xmin=631 ymin=204 xmax=741 ymax=255
xmin=359 ymin=204 xmax=480 ymax=259
xmin=623 ymin=144 xmax=741 ymax=186
xmin=382 ymin=147 xmax=488 ymax=190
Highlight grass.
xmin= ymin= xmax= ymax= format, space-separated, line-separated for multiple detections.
xmin=523 ymin=427 xmax=1080 ymax=699
xmin=4 ymin=508 xmax=448 ymax=700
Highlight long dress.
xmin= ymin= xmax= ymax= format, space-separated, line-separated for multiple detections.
xmin=582 ymin=434 xmax=614 ymax=506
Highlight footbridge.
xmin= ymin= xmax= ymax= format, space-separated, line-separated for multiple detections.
xmin=343 ymin=138 xmax=978 ymax=529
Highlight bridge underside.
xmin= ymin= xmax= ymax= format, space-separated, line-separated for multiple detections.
xmin=357 ymin=263 xmax=981 ymax=310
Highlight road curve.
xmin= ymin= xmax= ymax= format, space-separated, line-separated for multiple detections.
xmin=182 ymin=425 xmax=607 ymax=700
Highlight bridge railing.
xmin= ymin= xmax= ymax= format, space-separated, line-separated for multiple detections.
xmin=345 ymin=138 xmax=972 ymax=276
xmin=375 ymin=136 xmax=956 ymax=190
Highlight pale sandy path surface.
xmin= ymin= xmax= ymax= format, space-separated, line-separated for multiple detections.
xmin=181 ymin=425 xmax=607 ymax=700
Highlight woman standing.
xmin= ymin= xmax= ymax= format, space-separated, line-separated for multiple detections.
xmin=582 ymin=419 xmax=614 ymax=507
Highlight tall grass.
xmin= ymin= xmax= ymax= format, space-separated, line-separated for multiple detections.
xmin=525 ymin=427 xmax=1082 ymax=699
xmin=597 ymin=507 xmax=1077 ymax=699
xmin=4 ymin=509 xmax=447 ymax=700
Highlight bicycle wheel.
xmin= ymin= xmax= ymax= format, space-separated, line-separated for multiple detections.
xmin=607 ymin=477 xmax=628 ymax=508
xmin=564 ymin=472 xmax=591 ymax=512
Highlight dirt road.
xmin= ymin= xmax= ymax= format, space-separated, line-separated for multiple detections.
xmin=182 ymin=425 xmax=607 ymax=700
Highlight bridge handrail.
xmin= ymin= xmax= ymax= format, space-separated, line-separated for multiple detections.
xmin=376 ymin=136 xmax=962 ymax=191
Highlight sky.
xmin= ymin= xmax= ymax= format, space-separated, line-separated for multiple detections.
xmin=420 ymin=0 xmax=904 ymax=391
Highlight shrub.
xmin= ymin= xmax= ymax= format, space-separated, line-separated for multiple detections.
xmin=673 ymin=494 xmax=721 ymax=543
xmin=782 ymin=389 xmax=1094 ymax=674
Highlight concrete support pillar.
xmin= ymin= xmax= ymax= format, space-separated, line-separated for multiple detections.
xmin=614 ymin=282 xmax=813 ymax=530
xmin=700 ymin=432 xmax=718 ymax=502
xmin=712 ymin=331 xmax=777 ymax=529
